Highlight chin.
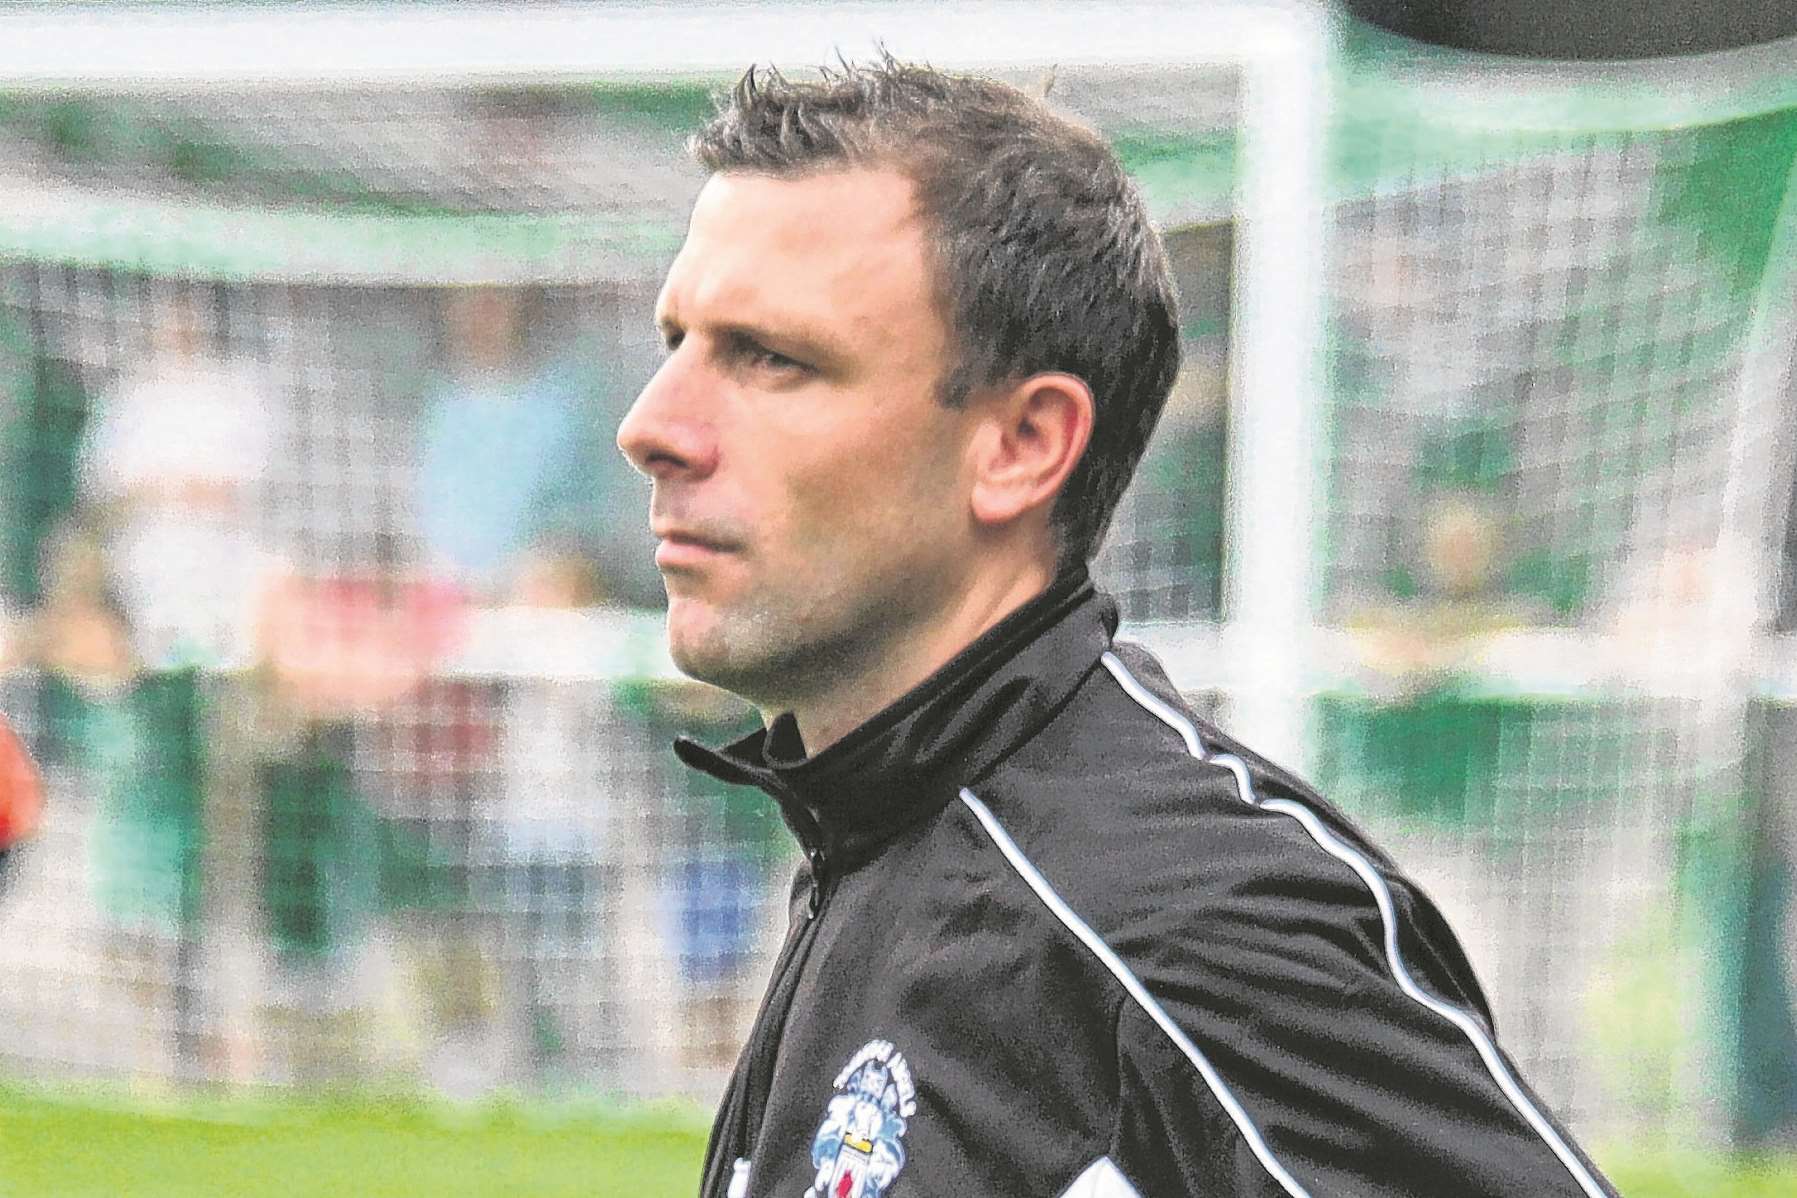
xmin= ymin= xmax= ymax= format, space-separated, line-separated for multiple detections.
xmin=664 ymin=598 xmax=736 ymax=686
xmin=667 ymin=638 xmax=721 ymax=689
xmin=664 ymin=595 xmax=789 ymax=702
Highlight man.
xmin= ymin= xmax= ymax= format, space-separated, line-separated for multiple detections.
xmin=618 ymin=58 xmax=1618 ymax=1198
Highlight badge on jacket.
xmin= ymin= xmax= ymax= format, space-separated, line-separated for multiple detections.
xmin=805 ymin=1039 xmax=917 ymax=1198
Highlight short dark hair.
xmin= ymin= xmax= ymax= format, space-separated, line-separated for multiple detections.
xmin=690 ymin=56 xmax=1182 ymax=565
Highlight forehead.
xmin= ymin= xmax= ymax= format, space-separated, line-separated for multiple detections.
xmin=658 ymin=168 xmax=940 ymax=350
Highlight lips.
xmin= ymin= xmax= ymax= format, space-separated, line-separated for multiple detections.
xmin=652 ymin=525 xmax=740 ymax=569
xmin=652 ymin=524 xmax=738 ymax=550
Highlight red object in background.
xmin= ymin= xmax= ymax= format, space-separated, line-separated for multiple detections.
xmin=257 ymin=571 xmax=473 ymax=717
xmin=0 ymin=716 xmax=44 ymax=849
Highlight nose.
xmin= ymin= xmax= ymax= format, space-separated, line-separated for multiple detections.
xmin=617 ymin=352 xmax=719 ymax=481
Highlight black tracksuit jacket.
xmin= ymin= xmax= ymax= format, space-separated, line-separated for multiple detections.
xmin=676 ymin=572 xmax=1620 ymax=1198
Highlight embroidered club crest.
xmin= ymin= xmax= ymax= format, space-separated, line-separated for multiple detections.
xmin=804 ymin=1039 xmax=917 ymax=1198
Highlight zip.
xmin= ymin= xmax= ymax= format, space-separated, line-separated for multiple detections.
xmin=804 ymin=845 xmax=827 ymax=917
xmin=708 ymin=802 xmax=832 ymax=1198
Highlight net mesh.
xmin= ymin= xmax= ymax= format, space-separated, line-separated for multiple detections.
xmin=0 ymin=87 xmax=710 ymax=216
xmin=1323 ymin=124 xmax=1788 ymax=628
xmin=0 ymin=63 xmax=1240 ymax=1105
xmin=0 ymin=26 xmax=1792 ymax=1152
xmin=1314 ymin=32 xmax=1797 ymax=1144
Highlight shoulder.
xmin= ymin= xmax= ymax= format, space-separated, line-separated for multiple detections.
xmin=961 ymin=637 xmax=1489 ymax=1016
xmin=953 ymin=642 xmax=1613 ymax=1196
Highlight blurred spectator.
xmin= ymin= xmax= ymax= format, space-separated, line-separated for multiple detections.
xmin=410 ymin=283 xmax=658 ymax=1091
xmin=415 ymin=284 xmax=657 ymax=609
xmin=6 ymin=528 xmax=191 ymax=1000
xmin=78 ymin=285 xmax=276 ymax=670
xmin=1343 ymin=416 xmax=1536 ymax=699
xmin=248 ymin=534 xmax=472 ymax=1083
xmin=75 ymin=285 xmax=281 ymax=1082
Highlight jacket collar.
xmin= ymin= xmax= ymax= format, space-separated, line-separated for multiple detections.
xmin=673 ymin=569 xmax=1117 ymax=868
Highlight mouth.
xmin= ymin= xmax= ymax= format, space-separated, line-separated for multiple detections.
xmin=653 ymin=526 xmax=740 ymax=569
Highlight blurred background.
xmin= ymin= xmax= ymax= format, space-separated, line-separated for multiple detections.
xmin=0 ymin=0 xmax=1793 ymax=1192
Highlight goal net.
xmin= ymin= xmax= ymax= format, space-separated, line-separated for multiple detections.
xmin=1310 ymin=25 xmax=1797 ymax=1145
xmin=0 ymin=1 xmax=1286 ymax=1106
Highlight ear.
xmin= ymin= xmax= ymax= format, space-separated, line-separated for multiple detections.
xmin=968 ymin=372 xmax=1095 ymax=530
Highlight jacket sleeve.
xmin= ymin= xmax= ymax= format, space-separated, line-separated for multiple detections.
xmin=1100 ymin=809 xmax=1620 ymax=1198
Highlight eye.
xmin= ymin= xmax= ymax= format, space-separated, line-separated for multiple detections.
xmin=746 ymin=344 xmax=803 ymax=371
xmin=729 ymin=333 xmax=808 ymax=375
xmin=660 ymin=328 xmax=684 ymax=354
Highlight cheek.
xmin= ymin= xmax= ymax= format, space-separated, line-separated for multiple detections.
xmin=748 ymin=390 xmax=969 ymax=572
xmin=790 ymin=424 xmax=950 ymax=545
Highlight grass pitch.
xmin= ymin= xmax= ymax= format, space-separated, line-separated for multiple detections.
xmin=2 ymin=1082 xmax=1794 ymax=1196
xmin=0 ymin=1085 xmax=707 ymax=1196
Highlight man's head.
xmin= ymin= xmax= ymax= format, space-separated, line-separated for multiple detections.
xmin=690 ymin=58 xmax=1181 ymax=564
xmin=618 ymin=57 xmax=1179 ymax=734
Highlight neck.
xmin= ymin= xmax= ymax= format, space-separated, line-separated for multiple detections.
xmin=772 ymin=557 xmax=1058 ymax=754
